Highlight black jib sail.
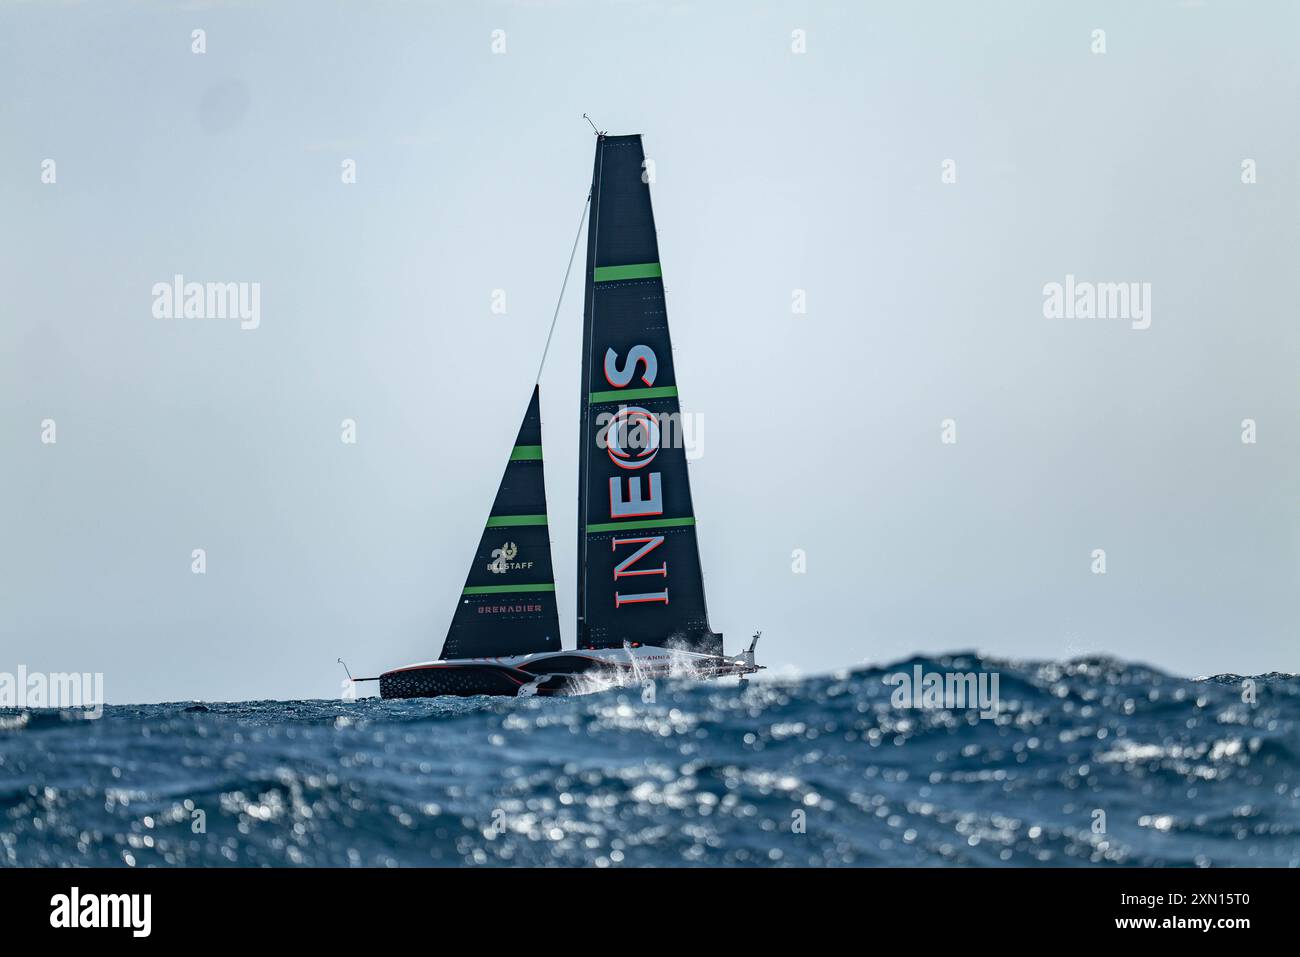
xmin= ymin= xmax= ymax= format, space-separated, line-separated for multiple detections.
xmin=576 ymin=134 xmax=722 ymax=656
xmin=440 ymin=386 xmax=561 ymax=660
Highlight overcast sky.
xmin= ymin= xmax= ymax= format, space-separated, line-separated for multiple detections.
xmin=2 ymin=0 xmax=1297 ymax=703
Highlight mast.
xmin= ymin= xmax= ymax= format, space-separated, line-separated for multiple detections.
xmin=575 ymin=133 xmax=722 ymax=655
xmin=576 ymin=137 xmax=604 ymax=650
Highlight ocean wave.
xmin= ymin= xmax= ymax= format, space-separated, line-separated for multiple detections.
xmin=1 ymin=655 xmax=1296 ymax=867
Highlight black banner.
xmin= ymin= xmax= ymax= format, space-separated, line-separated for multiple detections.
xmin=2 ymin=865 xmax=1284 ymax=942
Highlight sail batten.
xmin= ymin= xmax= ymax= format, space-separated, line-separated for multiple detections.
xmin=439 ymin=386 xmax=561 ymax=660
xmin=575 ymin=134 xmax=722 ymax=655
xmin=593 ymin=262 xmax=662 ymax=282
xmin=588 ymin=385 xmax=679 ymax=404
xmin=485 ymin=514 xmax=548 ymax=528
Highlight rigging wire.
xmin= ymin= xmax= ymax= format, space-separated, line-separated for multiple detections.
xmin=535 ymin=188 xmax=592 ymax=384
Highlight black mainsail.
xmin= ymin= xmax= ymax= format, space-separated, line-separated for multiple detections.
xmin=440 ymin=385 xmax=561 ymax=660
xmin=576 ymin=134 xmax=722 ymax=656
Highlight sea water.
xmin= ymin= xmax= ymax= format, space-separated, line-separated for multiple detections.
xmin=1 ymin=655 xmax=1296 ymax=867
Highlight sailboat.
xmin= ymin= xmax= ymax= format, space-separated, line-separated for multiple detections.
xmin=368 ymin=131 xmax=762 ymax=699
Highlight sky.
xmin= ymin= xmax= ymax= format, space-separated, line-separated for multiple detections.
xmin=1 ymin=0 xmax=1297 ymax=703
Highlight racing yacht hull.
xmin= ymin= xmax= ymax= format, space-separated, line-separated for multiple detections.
xmin=380 ymin=644 xmax=760 ymax=699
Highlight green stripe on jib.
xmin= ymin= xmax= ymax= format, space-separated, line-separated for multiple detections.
xmin=509 ymin=445 xmax=542 ymax=461
xmin=586 ymin=517 xmax=696 ymax=534
xmin=593 ymin=262 xmax=661 ymax=283
xmin=463 ymin=583 xmax=556 ymax=595
xmin=485 ymin=514 xmax=547 ymax=528
xmin=588 ymin=385 xmax=678 ymax=404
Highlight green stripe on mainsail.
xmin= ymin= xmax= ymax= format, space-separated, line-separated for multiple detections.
xmin=485 ymin=514 xmax=548 ymax=528
xmin=593 ymin=262 xmax=661 ymax=282
xmin=509 ymin=445 xmax=543 ymax=461
xmin=588 ymin=385 xmax=679 ymax=404
xmin=462 ymin=583 xmax=556 ymax=595
xmin=586 ymin=517 xmax=696 ymax=534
